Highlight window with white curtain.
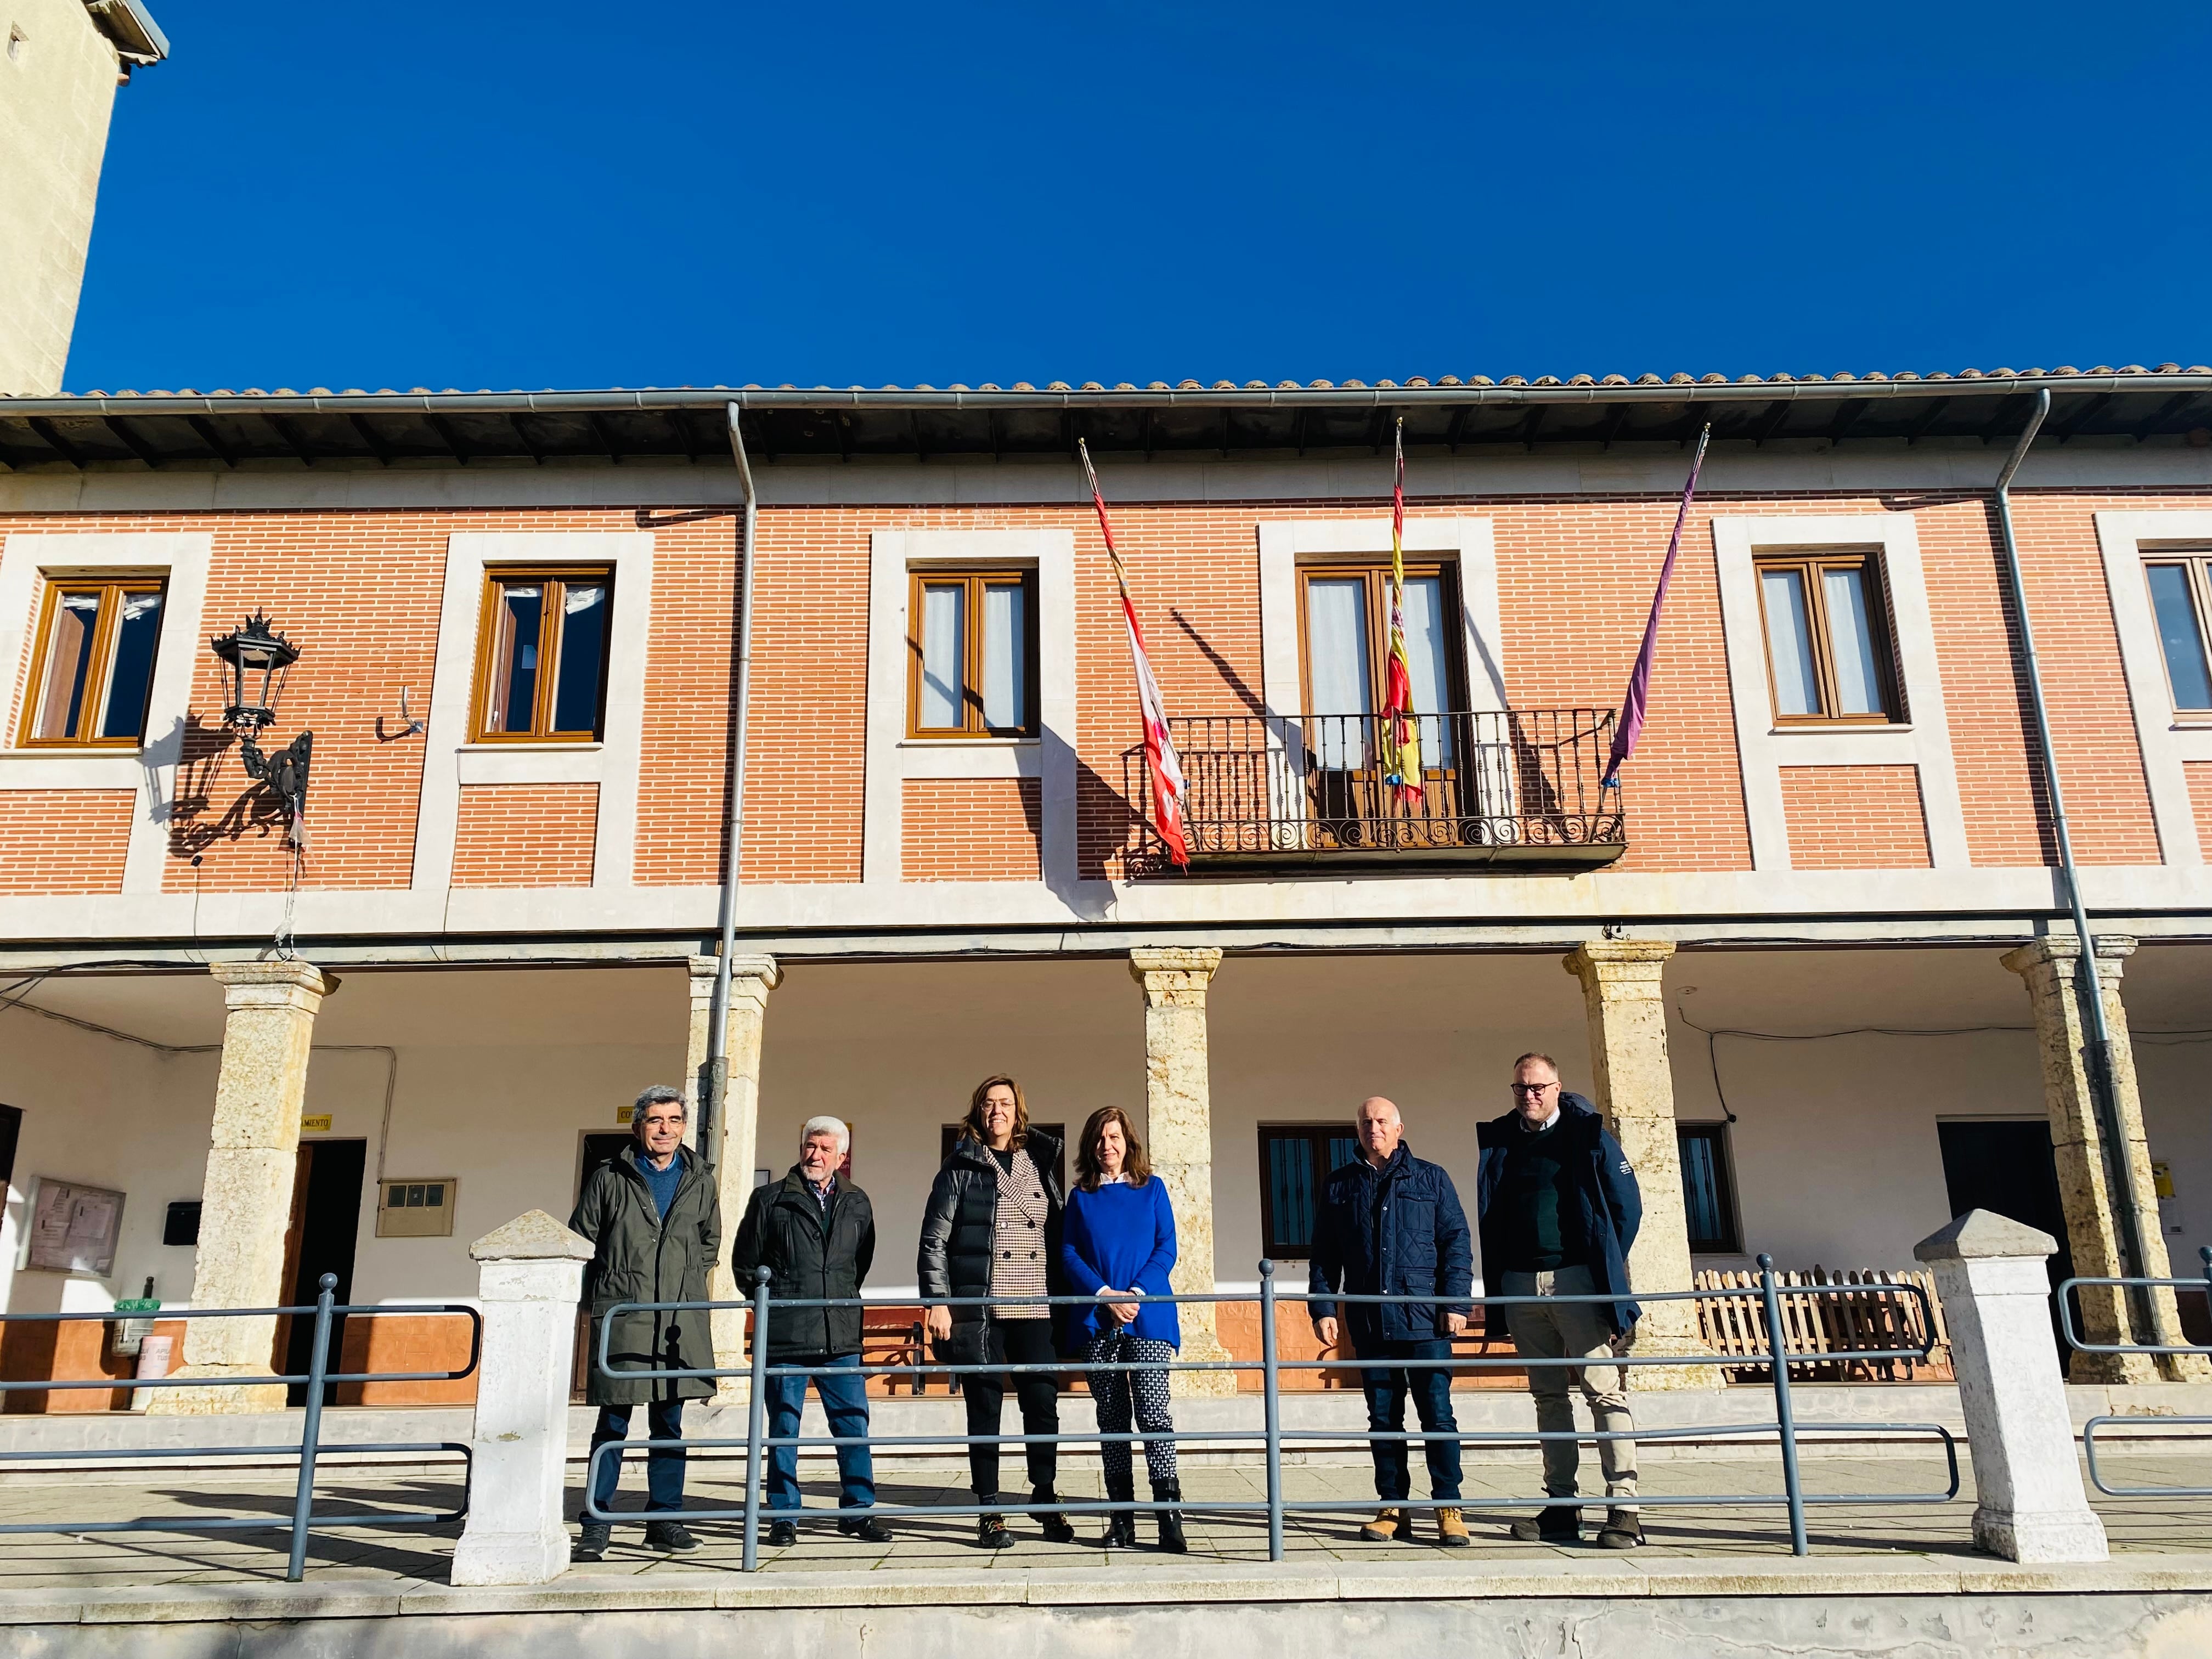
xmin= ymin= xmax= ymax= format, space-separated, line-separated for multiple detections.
xmin=907 ymin=569 xmax=1038 ymax=736
xmin=1753 ymin=551 xmax=1900 ymax=724
xmin=1299 ymin=563 xmax=1464 ymax=768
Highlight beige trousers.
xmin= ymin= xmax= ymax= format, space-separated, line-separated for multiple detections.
xmin=1500 ymin=1264 xmax=1638 ymax=1507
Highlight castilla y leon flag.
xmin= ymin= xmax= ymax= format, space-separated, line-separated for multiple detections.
xmin=1602 ymin=424 xmax=1713 ymax=789
xmin=1379 ymin=417 xmax=1422 ymax=805
xmin=1079 ymin=439 xmax=1190 ymax=866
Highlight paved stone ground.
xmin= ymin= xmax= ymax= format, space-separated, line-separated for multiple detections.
xmin=1 ymin=1449 xmax=2209 ymax=1589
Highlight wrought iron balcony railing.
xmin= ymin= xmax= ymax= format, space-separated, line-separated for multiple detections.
xmin=1121 ymin=708 xmax=1627 ymax=873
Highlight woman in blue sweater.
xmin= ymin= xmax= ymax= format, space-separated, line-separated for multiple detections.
xmin=1062 ymin=1106 xmax=1186 ymax=1552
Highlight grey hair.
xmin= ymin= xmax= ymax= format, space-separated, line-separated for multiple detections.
xmin=799 ymin=1115 xmax=850 ymax=1153
xmin=632 ymin=1085 xmax=687 ymax=1135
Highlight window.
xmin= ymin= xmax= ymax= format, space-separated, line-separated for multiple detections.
xmin=18 ymin=576 xmax=165 ymax=747
xmin=2145 ymin=555 xmax=2212 ymax=713
xmin=1677 ymin=1123 xmax=1741 ymax=1254
xmin=907 ymin=569 xmax=1037 ymax=737
xmin=1299 ymin=564 xmax=1464 ymax=765
xmin=1257 ymin=1125 xmax=1362 ymax=1259
xmin=470 ymin=567 xmax=612 ymax=742
xmin=1754 ymin=551 xmax=1900 ymax=724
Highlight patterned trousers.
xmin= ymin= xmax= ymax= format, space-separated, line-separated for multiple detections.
xmin=1084 ymin=1330 xmax=1178 ymax=1487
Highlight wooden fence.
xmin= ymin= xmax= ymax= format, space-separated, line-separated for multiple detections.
xmin=1695 ymin=1266 xmax=1953 ymax=1383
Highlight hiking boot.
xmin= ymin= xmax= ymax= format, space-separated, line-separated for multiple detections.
xmin=1033 ymin=1486 xmax=1077 ymax=1544
xmin=1594 ymin=1507 xmax=1644 ymax=1549
xmin=643 ymin=1519 xmax=698 ymax=1552
xmin=1359 ymin=1506 xmax=1411 ymax=1542
xmin=1434 ymin=1506 xmax=1472 ymax=1548
xmin=1152 ymin=1478 xmax=1188 ymax=1554
xmin=838 ymin=1516 xmax=894 ymax=1543
xmin=1508 ymin=1504 xmax=1582 ymax=1543
xmin=571 ymin=1521 xmax=611 ymax=1562
xmin=977 ymin=1511 xmax=1014 ymax=1549
xmin=765 ymin=1519 xmax=799 ymax=1548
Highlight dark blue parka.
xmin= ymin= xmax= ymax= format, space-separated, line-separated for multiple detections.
xmin=1307 ymin=1142 xmax=1474 ymax=1347
xmin=1474 ymin=1092 xmax=1644 ymax=1334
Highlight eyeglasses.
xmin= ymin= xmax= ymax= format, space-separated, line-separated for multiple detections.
xmin=1509 ymin=1082 xmax=1558 ymax=1096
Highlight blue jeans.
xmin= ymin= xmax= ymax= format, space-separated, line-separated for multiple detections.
xmin=589 ymin=1398 xmax=687 ymax=1514
xmin=765 ymin=1351 xmax=876 ymax=1511
xmin=1360 ymin=1338 xmax=1463 ymax=1502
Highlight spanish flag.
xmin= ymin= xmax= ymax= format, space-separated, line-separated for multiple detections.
xmin=1379 ymin=418 xmax=1423 ymax=806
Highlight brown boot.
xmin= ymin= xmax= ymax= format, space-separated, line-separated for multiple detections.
xmin=1359 ymin=1506 xmax=1407 ymax=1542
xmin=1434 ymin=1507 xmax=1472 ymax=1548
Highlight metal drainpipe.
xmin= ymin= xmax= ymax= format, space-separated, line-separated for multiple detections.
xmin=697 ymin=404 xmax=763 ymax=1172
xmin=1989 ymin=386 xmax=2154 ymax=1340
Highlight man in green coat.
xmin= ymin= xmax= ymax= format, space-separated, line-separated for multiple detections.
xmin=569 ymin=1086 xmax=721 ymax=1562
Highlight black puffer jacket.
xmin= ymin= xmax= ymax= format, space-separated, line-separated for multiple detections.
xmin=917 ymin=1130 xmax=1066 ymax=1350
xmin=730 ymin=1169 xmax=877 ymax=1359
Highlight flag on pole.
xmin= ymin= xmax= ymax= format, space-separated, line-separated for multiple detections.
xmin=1602 ymin=424 xmax=1713 ymax=788
xmin=1378 ymin=417 xmax=1423 ymax=805
xmin=1079 ymin=440 xmax=1190 ymax=867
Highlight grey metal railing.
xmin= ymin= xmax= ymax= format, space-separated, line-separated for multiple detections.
xmin=591 ymin=1252 xmax=1955 ymax=1568
xmin=0 ymin=1273 xmax=479 ymax=1579
xmin=2061 ymin=1247 xmax=2212 ymax=1498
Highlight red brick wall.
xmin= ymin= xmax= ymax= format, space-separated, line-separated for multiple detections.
xmin=2185 ymin=761 xmax=2212 ymax=860
xmin=1778 ymin=764 xmax=1932 ymax=868
xmin=0 ymin=789 xmax=134 ymax=892
xmin=903 ymin=777 xmax=1042 ymax=881
xmin=636 ymin=515 xmax=742 ymax=885
xmin=451 ymin=783 xmax=599 ymax=887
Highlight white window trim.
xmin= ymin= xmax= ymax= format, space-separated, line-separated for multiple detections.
xmin=414 ymin=532 xmax=653 ymax=893
xmin=0 ymin=532 xmax=212 ymax=893
xmin=866 ymin=529 xmax=1073 ymax=888
xmin=2093 ymin=510 xmax=2212 ymax=867
xmin=1712 ymin=514 xmax=1967 ymax=870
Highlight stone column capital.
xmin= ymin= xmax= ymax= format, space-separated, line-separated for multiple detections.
xmin=1130 ymin=946 xmax=1223 ymax=1007
xmin=687 ymin=952 xmax=782 ymax=1003
xmin=1565 ymin=938 xmax=1675 ymax=994
xmin=209 ymin=959 xmax=328 ymax=1010
xmin=2001 ymin=934 xmax=2137 ymax=983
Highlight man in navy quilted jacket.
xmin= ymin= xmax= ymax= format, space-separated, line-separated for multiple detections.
xmin=1310 ymin=1096 xmax=1475 ymax=1548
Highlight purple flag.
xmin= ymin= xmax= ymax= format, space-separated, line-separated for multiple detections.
xmin=1603 ymin=425 xmax=1712 ymax=788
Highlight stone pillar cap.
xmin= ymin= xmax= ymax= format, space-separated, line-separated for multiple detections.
xmin=471 ymin=1210 xmax=595 ymax=1263
xmin=1914 ymin=1208 xmax=2058 ymax=1265
xmin=687 ymin=952 xmax=782 ymax=986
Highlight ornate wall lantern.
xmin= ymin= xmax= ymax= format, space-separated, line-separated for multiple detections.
xmin=208 ymin=613 xmax=312 ymax=844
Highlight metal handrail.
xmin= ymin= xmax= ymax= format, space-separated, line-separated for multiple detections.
xmin=589 ymin=1253 xmax=1955 ymax=1568
xmin=0 ymin=1275 xmax=480 ymax=1580
xmin=2061 ymin=1248 xmax=2212 ymax=1498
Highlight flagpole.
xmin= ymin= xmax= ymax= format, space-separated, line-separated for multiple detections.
xmin=1601 ymin=424 xmax=1712 ymax=789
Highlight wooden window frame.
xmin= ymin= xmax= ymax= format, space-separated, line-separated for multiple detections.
xmin=1256 ymin=1122 xmax=1362 ymax=1261
xmin=467 ymin=565 xmax=615 ymax=744
xmin=15 ymin=572 xmax=168 ymax=749
xmin=1294 ymin=561 xmax=1469 ymax=719
xmin=2145 ymin=554 xmax=2212 ymax=714
xmin=1752 ymin=549 xmax=1904 ymax=726
xmin=905 ymin=568 xmax=1040 ymax=739
xmin=1677 ymin=1122 xmax=1743 ymax=1254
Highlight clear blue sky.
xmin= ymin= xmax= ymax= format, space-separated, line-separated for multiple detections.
xmin=64 ymin=2 xmax=2212 ymax=394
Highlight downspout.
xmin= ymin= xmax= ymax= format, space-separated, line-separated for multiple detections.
xmin=697 ymin=404 xmax=762 ymax=1172
xmin=1989 ymin=386 xmax=2153 ymax=1339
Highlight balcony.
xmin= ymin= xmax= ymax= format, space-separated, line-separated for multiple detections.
xmin=1120 ymin=708 xmax=1628 ymax=874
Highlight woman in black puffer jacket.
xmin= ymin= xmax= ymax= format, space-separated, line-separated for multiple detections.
xmin=918 ymin=1074 xmax=1071 ymax=1549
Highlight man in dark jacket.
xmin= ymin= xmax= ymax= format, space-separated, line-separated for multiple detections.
xmin=568 ymin=1086 xmax=721 ymax=1562
xmin=1475 ymin=1052 xmax=1645 ymax=1549
xmin=730 ymin=1115 xmax=889 ymax=1548
xmin=1310 ymin=1096 xmax=1475 ymax=1547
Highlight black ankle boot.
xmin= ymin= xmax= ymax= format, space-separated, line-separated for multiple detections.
xmin=1101 ymin=1474 xmax=1137 ymax=1548
xmin=1152 ymin=1478 xmax=1188 ymax=1554
xmin=1034 ymin=1485 xmax=1076 ymax=1543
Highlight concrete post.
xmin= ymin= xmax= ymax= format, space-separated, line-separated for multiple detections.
xmin=2000 ymin=935 xmax=2206 ymax=1383
xmin=687 ymin=953 xmax=780 ymax=1403
xmin=150 ymin=960 xmax=328 ymax=1415
xmin=1130 ymin=947 xmax=1238 ymax=1398
xmin=1915 ymin=1210 xmax=2109 ymax=1562
xmin=451 ymin=1211 xmax=596 ymax=1586
xmin=1564 ymin=940 xmax=1718 ymax=1391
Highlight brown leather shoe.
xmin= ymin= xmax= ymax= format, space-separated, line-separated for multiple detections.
xmin=1434 ymin=1506 xmax=1472 ymax=1548
xmin=1359 ymin=1506 xmax=1408 ymax=1542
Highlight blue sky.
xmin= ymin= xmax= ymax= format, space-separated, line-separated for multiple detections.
xmin=65 ymin=2 xmax=2212 ymax=394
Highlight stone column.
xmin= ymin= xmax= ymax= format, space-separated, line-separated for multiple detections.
xmin=686 ymin=952 xmax=781 ymax=1402
xmin=2001 ymin=935 xmax=2205 ymax=1383
xmin=1915 ymin=1210 xmax=2109 ymax=1562
xmin=1564 ymin=941 xmax=1718 ymax=1391
xmin=1130 ymin=947 xmax=1238 ymax=1398
xmin=452 ymin=1211 xmax=596 ymax=1585
xmin=150 ymin=960 xmax=328 ymax=1415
